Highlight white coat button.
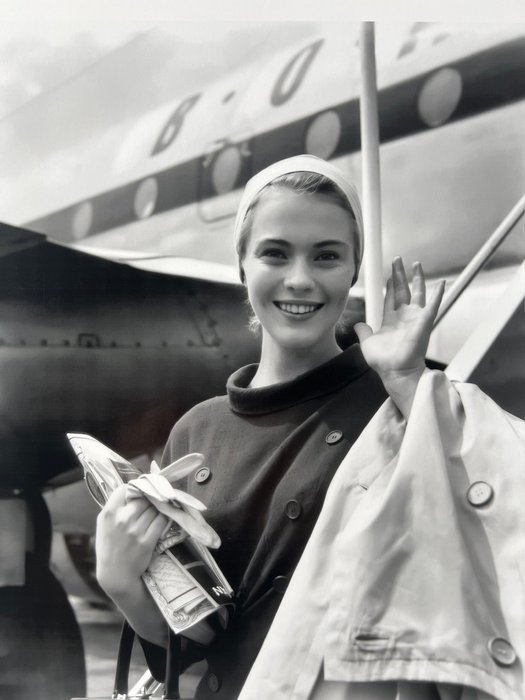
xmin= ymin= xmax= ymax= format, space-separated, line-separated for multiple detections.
xmin=488 ymin=637 xmax=517 ymax=666
xmin=325 ymin=430 xmax=343 ymax=445
xmin=467 ymin=481 xmax=493 ymax=507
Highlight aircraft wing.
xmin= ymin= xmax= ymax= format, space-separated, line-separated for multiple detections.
xmin=0 ymin=220 xmax=241 ymax=286
xmin=69 ymin=242 xmax=240 ymax=285
xmin=0 ymin=221 xmax=47 ymax=257
xmin=0 ymin=220 xmax=258 ymax=490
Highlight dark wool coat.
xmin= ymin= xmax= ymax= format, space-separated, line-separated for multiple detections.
xmin=143 ymin=345 xmax=386 ymax=699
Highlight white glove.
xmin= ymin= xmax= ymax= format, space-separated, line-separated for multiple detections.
xmin=127 ymin=453 xmax=221 ymax=549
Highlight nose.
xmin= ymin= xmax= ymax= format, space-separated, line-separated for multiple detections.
xmin=284 ymin=258 xmax=315 ymax=292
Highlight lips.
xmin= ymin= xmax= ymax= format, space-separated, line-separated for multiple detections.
xmin=274 ymin=301 xmax=323 ymax=315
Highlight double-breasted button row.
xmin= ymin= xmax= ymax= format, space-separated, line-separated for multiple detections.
xmin=467 ymin=481 xmax=493 ymax=507
xmin=488 ymin=637 xmax=517 ymax=667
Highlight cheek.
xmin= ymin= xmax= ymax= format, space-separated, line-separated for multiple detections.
xmin=325 ymin=269 xmax=354 ymax=303
xmin=243 ymin=265 xmax=272 ymax=311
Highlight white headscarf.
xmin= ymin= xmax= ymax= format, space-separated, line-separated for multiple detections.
xmin=233 ymin=154 xmax=364 ymax=278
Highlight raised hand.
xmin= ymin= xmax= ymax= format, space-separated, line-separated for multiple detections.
xmin=354 ymin=258 xmax=445 ymax=417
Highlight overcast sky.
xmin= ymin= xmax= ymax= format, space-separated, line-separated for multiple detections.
xmin=1 ymin=0 xmax=524 ymax=119
xmin=0 ymin=0 xmax=523 ymax=224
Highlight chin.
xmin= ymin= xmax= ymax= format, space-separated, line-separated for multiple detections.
xmin=272 ymin=328 xmax=331 ymax=353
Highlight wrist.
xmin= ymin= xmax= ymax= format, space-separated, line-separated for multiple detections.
xmin=97 ymin=568 xmax=144 ymax=600
xmin=379 ymin=365 xmax=428 ymax=420
xmin=377 ymin=364 xmax=426 ymax=386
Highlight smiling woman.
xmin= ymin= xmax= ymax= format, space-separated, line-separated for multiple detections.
xmin=240 ymin=173 xmax=360 ymax=383
xmin=95 ymin=155 xmax=445 ymax=699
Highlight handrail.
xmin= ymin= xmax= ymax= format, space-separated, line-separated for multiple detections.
xmin=433 ymin=193 xmax=525 ymax=327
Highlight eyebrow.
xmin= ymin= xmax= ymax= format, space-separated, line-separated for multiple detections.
xmin=255 ymin=238 xmax=347 ymax=248
xmin=255 ymin=238 xmax=291 ymax=247
xmin=313 ymin=240 xmax=348 ymax=248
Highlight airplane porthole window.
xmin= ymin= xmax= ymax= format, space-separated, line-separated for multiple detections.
xmin=134 ymin=177 xmax=158 ymax=219
xmin=305 ymin=110 xmax=342 ymax=160
xmin=211 ymin=146 xmax=242 ymax=195
xmin=418 ymin=68 xmax=462 ymax=127
xmin=72 ymin=202 xmax=93 ymax=240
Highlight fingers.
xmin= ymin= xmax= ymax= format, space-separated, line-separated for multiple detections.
xmin=383 ymin=276 xmax=395 ymax=314
xmin=390 ymin=258 xmax=428 ymax=308
xmin=411 ymin=262 xmax=426 ymax=307
xmin=144 ymin=512 xmax=171 ymax=545
xmin=99 ymin=476 xmax=221 ymax=550
xmin=392 ymin=257 xmax=410 ymax=307
xmin=354 ymin=322 xmax=373 ymax=344
xmin=99 ymin=487 xmax=154 ymax=534
xmin=134 ymin=503 xmax=166 ymax=533
xmin=103 ymin=483 xmax=128 ymax=509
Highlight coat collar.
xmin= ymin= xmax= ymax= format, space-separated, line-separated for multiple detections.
xmin=226 ymin=344 xmax=369 ymax=415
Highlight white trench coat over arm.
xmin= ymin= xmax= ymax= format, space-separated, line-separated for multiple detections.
xmin=239 ymin=371 xmax=525 ymax=700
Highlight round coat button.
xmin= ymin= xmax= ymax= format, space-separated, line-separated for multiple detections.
xmin=285 ymin=499 xmax=302 ymax=520
xmin=195 ymin=466 xmax=211 ymax=484
xmin=488 ymin=637 xmax=516 ymax=667
xmin=325 ymin=430 xmax=343 ymax=445
xmin=207 ymin=672 xmax=221 ymax=692
xmin=467 ymin=481 xmax=493 ymax=507
xmin=272 ymin=575 xmax=289 ymax=595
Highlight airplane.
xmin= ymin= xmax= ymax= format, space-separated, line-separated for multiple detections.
xmin=0 ymin=21 xmax=523 ymax=699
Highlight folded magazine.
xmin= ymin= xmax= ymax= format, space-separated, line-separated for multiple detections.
xmin=67 ymin=432 xmax=233 ymax=642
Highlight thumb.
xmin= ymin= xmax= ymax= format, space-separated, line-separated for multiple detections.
xmin=354 ymin=322 xmax=374 ymax=344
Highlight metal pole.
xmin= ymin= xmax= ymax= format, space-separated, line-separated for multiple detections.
xmin=359 ymin=21 xmax=384 ymax=331
xmin=434 ymin=192 xmax=525 ymax=327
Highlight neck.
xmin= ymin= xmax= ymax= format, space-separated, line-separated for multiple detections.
xmin=250 ymin=335 xmax=342 ymax=388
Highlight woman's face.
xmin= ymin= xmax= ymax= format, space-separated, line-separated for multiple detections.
xmin=242 ymin=189 xmax=357 ymax=355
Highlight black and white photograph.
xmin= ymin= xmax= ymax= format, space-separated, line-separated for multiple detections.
xmin=0 ymin=1 xmax=524 ymax=698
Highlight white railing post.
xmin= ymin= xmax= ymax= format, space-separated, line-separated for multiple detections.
xmin=359 ymin=21 xmax=384 ymax=332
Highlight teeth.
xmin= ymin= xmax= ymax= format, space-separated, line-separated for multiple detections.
xmin=277 ymin=303 xmax=320 ymax=315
